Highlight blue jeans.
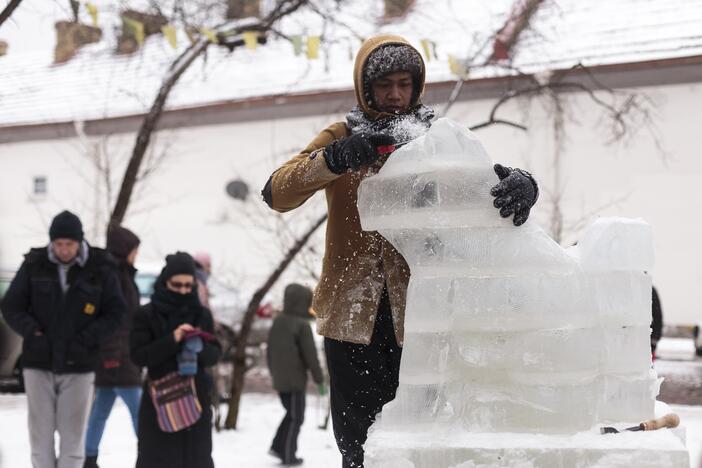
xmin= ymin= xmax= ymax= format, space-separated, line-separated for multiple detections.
xmin=85 ymin=386 xmax=141 ymax=457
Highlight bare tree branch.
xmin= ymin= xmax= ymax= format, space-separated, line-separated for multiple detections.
xmin=109 ymin=0 xmax=310 ymax=228
xmin=0 ymin=0 xmax=23 ymax=29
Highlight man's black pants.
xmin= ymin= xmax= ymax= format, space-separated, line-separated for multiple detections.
xmin=324 ymin=290 xmax=402 ymax=468
xmin=271 ymin=391 xmax=306 ymax=463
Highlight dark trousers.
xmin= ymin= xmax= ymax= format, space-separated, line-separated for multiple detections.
xmin=271 ymin=391 xmax=306 ymax=463
xmin=324 ymin=290 xmax=402 ymax=468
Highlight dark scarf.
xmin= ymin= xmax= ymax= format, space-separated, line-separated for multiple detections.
xmin=150 ymin=275 xmax=202 ymax=333
xmin=345 ymin=104 xmax=435 ymax=144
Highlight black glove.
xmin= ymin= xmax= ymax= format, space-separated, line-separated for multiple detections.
xmin=490 ymin=163 xmax=539 ymax=226
xmin=323 ymin=132 xmax=395 ymax=174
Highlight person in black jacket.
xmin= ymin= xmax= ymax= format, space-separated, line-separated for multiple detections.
xmin=267 ymin=283 xmax=325 ymax=466
xmin=0 ymin=210 xmax=125 ymax=468
xmin=130 ymin=252 xmax=221 ymax=468
xmin=84 ymin=226 xmax=143 ymax=468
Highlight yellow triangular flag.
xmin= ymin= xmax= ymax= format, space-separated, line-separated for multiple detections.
xmin=448 ymin=54 xmax=468 ymax=78
xmin=306 ymin=36 xmax=320 ymax=60
xmin=200 ymin=28 xmax=218 ymax=44
xmin=291 ymin=35 xmax=303 ymax=56
xmin=161 ymin=24 xmax=177 ymax=49
xmin=420 ymin=39 xmax=432 ymax=61
xmin=242 ymin=31 xmax=258 ymax=50
xmin=123 ymin=16 xmax=145 ymax=45
xmin=86 ymin=2 xmax=98 ymax=27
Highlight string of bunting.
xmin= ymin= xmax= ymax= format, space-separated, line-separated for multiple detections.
xmin=287 ymin=35 xmax=322 ymax=59
xmin=68 ymin=0 xmax=97 ymax=26
xmin=63 ymin=2 xmax=469 ymax=74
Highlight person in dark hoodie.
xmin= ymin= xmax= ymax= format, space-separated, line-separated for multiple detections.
xmin=130 ymin=252 xmax=221 ymax=468
xmin=83 ymin=226 xmax=142 ymax=468
xmin=267 ymin=283 xmax=325 ymax=466
xmin=0 ymin=210 xmax=125 ymax=468
xmin=262 ymin=35 xmax=539 ymax=467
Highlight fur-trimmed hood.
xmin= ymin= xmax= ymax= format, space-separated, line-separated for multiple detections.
xmin=352 ymin=34 xmax=426 ymax=120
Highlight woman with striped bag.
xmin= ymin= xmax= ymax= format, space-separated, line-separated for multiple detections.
xmin=130 ymin=252 xmax=221 ymax=468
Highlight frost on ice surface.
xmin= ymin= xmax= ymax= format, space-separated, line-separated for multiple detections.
xmin=357 ymin=118 xmax=687 ymax=467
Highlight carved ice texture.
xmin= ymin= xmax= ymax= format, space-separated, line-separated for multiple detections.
xmin=356 ymin=119 xmax=682 ymax=467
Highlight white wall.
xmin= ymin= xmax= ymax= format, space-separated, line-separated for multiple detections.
xmin=0 ymin=112 xmax=340 ymax=307
xmin=1 ymin=80 xmax=700 ymax=324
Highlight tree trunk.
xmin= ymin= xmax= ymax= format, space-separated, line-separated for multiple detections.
xmin=224 ymin=213 xmax=327 ymax=429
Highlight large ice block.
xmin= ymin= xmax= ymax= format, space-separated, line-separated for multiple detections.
xmin=357 ymin=118 xmax=685 ymax=466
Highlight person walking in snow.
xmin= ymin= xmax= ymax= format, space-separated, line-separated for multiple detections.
xmin=83 ymin=226 xmax=143 ymax=468
xmin=267 ymin=283 xmax=326 ymax=466
xmin=0 ymin=210 xmax=126 ymax=468
xmin=130 ymin=252 xmax=221 ymax=468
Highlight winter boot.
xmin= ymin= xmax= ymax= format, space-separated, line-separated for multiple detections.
xmin=269 ymin=448 xmax=283 ymax=460
xmin=83 ymin=456 xmax=99 ymax=468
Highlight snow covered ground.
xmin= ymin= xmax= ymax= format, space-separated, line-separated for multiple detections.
xmin=0 ymin=391 xmax=700 ymax=467
xmin=0 ymin=392 xmax=340 ymax=468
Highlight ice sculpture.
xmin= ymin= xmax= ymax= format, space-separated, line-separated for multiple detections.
xmin=357 ymin=119 xmax=688 ymax=467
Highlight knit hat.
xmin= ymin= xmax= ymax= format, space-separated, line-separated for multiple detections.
xmin=362 ymin=43 xmax=424 ymax=108
xmin=163 ymin=251 xmax=196 ymax=279
xmin=106 ymin=225 xmax=140 ymax=260
xmin=49 ymin=210 xmax=84 ymax=241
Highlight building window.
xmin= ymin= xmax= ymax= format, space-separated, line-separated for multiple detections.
xmin=33 ymin=176 xmax=47 ymax=195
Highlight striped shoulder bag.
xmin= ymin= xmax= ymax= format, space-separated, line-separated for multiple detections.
xmin=149 ymin=371 xmax=202 ymax=432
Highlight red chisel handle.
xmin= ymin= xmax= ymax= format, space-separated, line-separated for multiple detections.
xmin=377 ymin=145 xmax=396 ymax=155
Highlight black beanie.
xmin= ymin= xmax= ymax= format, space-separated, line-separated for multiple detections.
xmin=163 ymin=251 xmax=196 ymax=279
xmin=49 ymin=210 xmax=84 ymax=241
xmin=106 ymin=225 xmax=140 ymax=259
xmin=363 ymin=44 xmax=423 ymax=107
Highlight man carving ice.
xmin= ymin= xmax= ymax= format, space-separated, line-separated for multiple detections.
xmin=262 ymin=34 xmax=539 ymax=467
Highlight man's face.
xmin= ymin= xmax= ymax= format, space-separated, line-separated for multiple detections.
xmin=371 ymin=71 xmax=413 ymax=114
xmin=51 ymin=239 xmax=80 ymax=263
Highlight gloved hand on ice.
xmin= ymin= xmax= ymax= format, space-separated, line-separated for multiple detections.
xmin=323 ymin=132 xmax=396 ymax=174
xmin=490 ymin=163 xmax=539 ymax=226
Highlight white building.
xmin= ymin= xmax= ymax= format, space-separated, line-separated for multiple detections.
xmin=1 ymin=0 xmax=701 ymax=324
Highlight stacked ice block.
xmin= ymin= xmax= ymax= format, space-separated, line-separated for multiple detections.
xmin=357 ymin=119 xmax=686 ymax=467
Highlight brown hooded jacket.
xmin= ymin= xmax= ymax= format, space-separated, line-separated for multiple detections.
xmin=265 ymin=35 xmax=427 ymax=345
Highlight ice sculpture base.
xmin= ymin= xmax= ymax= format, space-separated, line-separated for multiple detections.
xmin=364 ymin=427 xmax=688 ymax=468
